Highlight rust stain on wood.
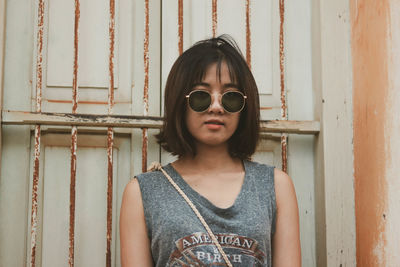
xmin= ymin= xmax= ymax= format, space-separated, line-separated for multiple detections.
xmin=106 ymin=0 xmax=115 ymax=265
xmin=143 ymin=0 xmax=149 ymax=116
xmin=30 ymin=126 xmax=41 ymax=267
xmin=30 ymin=0 xmax=45 ymax=265
xmin=72 ymin=0 xmax=80 ymax=114
xmin=69 ymin=1 xmax=80 ymax=265
xmin=108 ymin=0 xmax=115 ymax=114
xmin=281 ymin=134 xmax=288 ymax=172
xmin=178 ymin=0 xmax=183 ymax=55
xmin=212 ymin=0 xmax=217 ymax=37
xmin=246 ymin=0 xmax=251 ymax=68
xmin=142 ymin=0 xmax=150 ymax=173
xmin=35 ymin=0 xmax=44 ymax=114
xmin=142 ymin=128 xmax=148 ymax=173
xmin=106 ymin=127 xmax=113 ymax=267
xmin=106 ymin=0 xmax=115 ymax=266
xmin=279 ymin=0 xmax=287 ymax=173
xmin=279 ymin=0 xmax=286 ymax=120
xmin=69 ymin=126 xmax=77 ymax=267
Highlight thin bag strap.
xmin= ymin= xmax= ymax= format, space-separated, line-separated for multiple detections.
xmin=148 ymin=162 xmax=233 ymax=267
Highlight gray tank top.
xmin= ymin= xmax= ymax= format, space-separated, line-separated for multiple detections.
xmin=136 ymin=160 xmax=276 ymax=267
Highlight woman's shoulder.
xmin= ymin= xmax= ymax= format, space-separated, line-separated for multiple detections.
xmin=273 ymin=168 xmax=294 ymax=190
xmin=273 ymin=168 xmax=297 ymax=208
xmin=135 ymin=164 xmax=172 ymax=183
xmin=245 ymin=160 xmax=275 ymax=178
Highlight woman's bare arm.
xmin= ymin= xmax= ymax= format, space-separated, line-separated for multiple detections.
xmin=120 ymin=178 xmax=153 ymax=267
xmin=272 ymin=168 xmax=301 ymax=267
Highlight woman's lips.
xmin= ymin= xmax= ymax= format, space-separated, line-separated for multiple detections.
xmin=204 ymin=120 xmax=224 ymax=129
xmin=204 ymin=120 xmax=224 ymax=125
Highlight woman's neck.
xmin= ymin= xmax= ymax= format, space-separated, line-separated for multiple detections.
xmin=173 ymin=143 xmax=243 ymax=174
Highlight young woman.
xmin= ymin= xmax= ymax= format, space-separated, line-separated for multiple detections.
xmin=120 ymin=36 xmax=301 ymax=267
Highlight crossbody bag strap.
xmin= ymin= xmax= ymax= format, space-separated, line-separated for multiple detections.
xmin=148 ymin=162 xmax=233 ymax=267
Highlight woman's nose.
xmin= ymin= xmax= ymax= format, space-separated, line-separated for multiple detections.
xmin=208 ymin=94 xmax=224 ymax=113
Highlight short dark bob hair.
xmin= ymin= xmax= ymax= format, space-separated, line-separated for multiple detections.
xmin=156 ymin=35 xmax=260 ymax=160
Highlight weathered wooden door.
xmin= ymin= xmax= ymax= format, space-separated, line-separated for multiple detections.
xmin=0 ymin=0 xmax=319 ymax=266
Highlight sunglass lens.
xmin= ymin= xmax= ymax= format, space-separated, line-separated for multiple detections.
xmin=189 ymin=91 xmax=211 ymax=112
xmin=222 ymin=92 xmax=245 ymax=113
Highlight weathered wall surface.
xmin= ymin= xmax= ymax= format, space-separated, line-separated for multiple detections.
xmin=386 ymin=1 xmax=400 ymax=265
xmin=351 ymin=0 xmax=400 ymax=265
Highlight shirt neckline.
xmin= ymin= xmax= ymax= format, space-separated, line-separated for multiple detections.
xmin=164 ymin=160 xmax=250 ymax=214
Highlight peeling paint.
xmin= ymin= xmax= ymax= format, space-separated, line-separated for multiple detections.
xmin=108 ymin=0 xmax=115 ymax=114
xmin=142 ymin=129 xmax=148 ymax=173
xmin=143 ymin=0 xmax=149 ymax=117
xmin=35 ymin=0 xmax=44 ymax=114
xmin=106 ymin=0 xmax=115 ymax=265
xmin=30 ymin=126 xmax=41 ymax=267
xmin=351 ymin=0 xmax=390 ymax=266
xmin=212 ymin=0 xmax=217 ymax=37
xmin=69 ymin=1 xmax=80 ymax=265
xmin=72 ymin=0 xmax=80 ymax=114
xmin=106 ymin=127 xmax=113 ymax=267
xmin=178 ymin=0 xmax=183 ymax=55
xmin=279 ymin=0 xmax=287 ymax=173
xmin=245 ymin=0 xmax=251 ymax=68
xmin=30 ymin=0 xmax=45 ymax=264
xmin=69 ymin=126 xmax=77 ymax=267
xmin=142 ymin=0 xmax=150 ymax=173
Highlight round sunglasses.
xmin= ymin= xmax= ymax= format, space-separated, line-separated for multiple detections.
xmin=185 ymin=90 xmax=247 ymax=113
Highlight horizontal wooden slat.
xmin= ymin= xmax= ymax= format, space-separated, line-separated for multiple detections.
xmin=1 ymin=110 xmax=320 ymax=134
xmin=260 ymin=119 xmax=320 ymax=135
xmin=1 ymin=110 xmax=163 ymax=128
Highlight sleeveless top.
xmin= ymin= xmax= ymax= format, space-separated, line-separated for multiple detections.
xmin=136 ymin=160 xmax=276 ymax=267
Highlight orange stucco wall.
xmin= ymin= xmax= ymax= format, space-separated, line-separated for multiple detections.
xmin=350 ymin=0 xmax=389 ymax=266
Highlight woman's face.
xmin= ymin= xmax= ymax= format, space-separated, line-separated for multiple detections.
xmin=185 ymin=62 xmax=241 ymax=149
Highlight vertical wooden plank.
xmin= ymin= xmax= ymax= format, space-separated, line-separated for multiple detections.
xmin=0 ymin=0 xmax=5 ymax=256
xmin=218 ymin=0 xmax=246 ymax=50
xmin=316 ymin=0 xmax=356 ymax=265
xmin=285 ymin=0 xmax=316 ymax=265
xmin=134 ymin=0 xmax=161 ymax=174
xmin=251 ymin=0 xmax=280 ymax=121
xmin=385 ymin=3 xmax=400 ymax=264
xmin=385 ymin=3 xmax=400 ymax=263
xmin=1 ymin=0 xmax=34 ymax=265
xmin=310 ymin=1 xmax=327 ymax=265
xmin=351 ymin=1 xmax=400 ymax=265
xmin=0 ymin=0 xmax=5 ymax=173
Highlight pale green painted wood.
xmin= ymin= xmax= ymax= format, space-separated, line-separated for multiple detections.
xmin=0 ymin=0 xmax=34 ymax=265
xmin=285 ymin=1 xmax=317 ymax=266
